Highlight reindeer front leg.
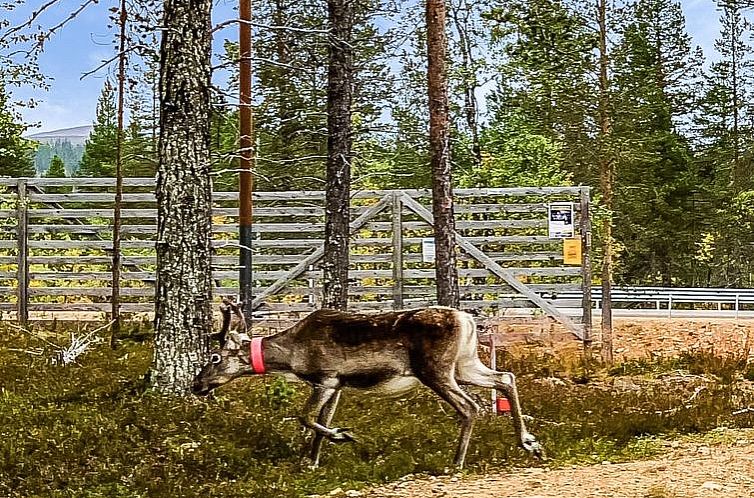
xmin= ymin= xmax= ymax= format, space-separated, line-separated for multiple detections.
xmin=300 ymin=385 xmax=354 ymax=445
xmin=496 ymin=372 xmax=543 ymax=458
xmin=309 ymin=389 xmax=342 ymax=467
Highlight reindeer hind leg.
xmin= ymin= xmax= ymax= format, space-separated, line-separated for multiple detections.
xmin=417 ymin=372 xmax=480 ymax=468
xmin=456 ymin=360 xmax=543 ymax=459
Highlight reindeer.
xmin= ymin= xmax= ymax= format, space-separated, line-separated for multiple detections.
xmin=192 ymin=299 xmax=543 ymax=468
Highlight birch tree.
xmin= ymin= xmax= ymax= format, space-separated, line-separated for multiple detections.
xmin=151 ymin=0 xmax=214 ymax=395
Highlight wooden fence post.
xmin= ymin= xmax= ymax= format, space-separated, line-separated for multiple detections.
xmin=391 ymin=192 xmax=404 ymax=310
xmin=579 ymin=187 xmax=593 ymax=345
xmin=16 ymin=179 xmax=29 ymax=326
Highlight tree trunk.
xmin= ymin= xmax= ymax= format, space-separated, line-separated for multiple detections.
xmin=597 ymin=0 xmax=614 ymax=365
xmin=322 ymin=0 xmax=354 ymax=311
xmin=729 ymin=4 xmax=742 ymax=191
xmin=427 ymin=0 xmax=459 ymax=308
xmin=152 ymin=0 xmax=213 ymax=395
xmin=111 ymin=0 xmax=127 ymax=348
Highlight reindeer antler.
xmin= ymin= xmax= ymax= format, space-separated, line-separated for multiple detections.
xmin=216 ymin=297 xmax=250 ymax=349
xmin=210 ymin=298 xmax=236 ymax=348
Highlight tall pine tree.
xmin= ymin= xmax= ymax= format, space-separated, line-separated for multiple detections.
xmin=0 ymin=83 xmax=36 ymax=177
xmin=44 ymin=155 xmax=66 ymax=178
xmin=77 ymin=80 xmax=118 ymax=177
xmin=612 ymin=0 xmax=704 ymax=285
xmin=692 ymin=0 xmax=754 ymax=287
xmin=696 ymin=0 xmax=753 ymax=192
xmin=487 ymin=0 xmax=595 ymax=180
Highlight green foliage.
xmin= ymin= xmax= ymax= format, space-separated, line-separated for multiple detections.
xmin=694 ymin=2 xmax=753 ymax=194
xmin=264 ymin=377 xmax=298 ymax=409
xmin=44 ymin=155 xmax=67 ymax=178
xmin=0 ymin=83 xmax=36 ymax=177
xmin=690 ymin=189 xmax=754 ymax=287
xmin=77 ymin=80 xmax=118 ymax=177
xmin=458 ymin=114 xmax=571 ymax=188
xmin=34 ymin=140 xmax=85 ymax=176
xmin=123 ymin=120 xmax=156 ymax=178
xmin=486 ymin=0 xmax=596 ymax=179
xmin=610 ymin=0 xmax=705 ymax=285
xmin=2 ymin=323 xmax=754 ymax=497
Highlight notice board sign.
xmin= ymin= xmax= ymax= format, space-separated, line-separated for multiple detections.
xmin=548 ymin=203 xmax=574 ymax=239
xmin=421 ymin=238 xmax=435 ymax=263
xmin=563 ymin=238 xmax=582 ymax=265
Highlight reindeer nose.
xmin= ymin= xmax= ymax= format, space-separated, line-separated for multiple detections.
xmin=191 ymin=378 xmax=207 ymax=396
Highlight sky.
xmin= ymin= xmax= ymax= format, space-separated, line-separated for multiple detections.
xmin=6 ymin=0 xmax=723 ymax=134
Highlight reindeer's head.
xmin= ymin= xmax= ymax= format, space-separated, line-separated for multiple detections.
xmin=192 ymin=298 xmax=253 ymax=396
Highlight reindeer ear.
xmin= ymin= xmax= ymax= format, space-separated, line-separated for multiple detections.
xmin=213 ymin=298 xmax=236 ymax=347
xmin=229 ymin=301 xmax=249 ymax=334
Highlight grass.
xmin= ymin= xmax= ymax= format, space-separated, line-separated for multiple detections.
xmin=1 ymin=322 xmax=753 ymax=497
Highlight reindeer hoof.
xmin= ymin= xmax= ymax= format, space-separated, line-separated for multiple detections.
xmin=522 ymin=435 xmax=545 ymax=460
xmin=301 ymin=456 xmax=320 ymax=470
xmin=330 ymin=427 xmax=357 ymax=443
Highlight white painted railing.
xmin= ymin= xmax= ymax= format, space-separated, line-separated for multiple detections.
xmin=550 ymin=287 xmax=754 ymax=318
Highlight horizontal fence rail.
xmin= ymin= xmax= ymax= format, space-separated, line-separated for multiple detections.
xmin=0 ymin=178 xmax=591 ymax=329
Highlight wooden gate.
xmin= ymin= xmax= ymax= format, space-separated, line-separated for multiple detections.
xmin=250 ymin=187 xmax=592 ymax=339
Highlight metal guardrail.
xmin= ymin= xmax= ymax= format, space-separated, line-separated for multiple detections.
xmin=550 ymin=287 xmax=754 ymax=318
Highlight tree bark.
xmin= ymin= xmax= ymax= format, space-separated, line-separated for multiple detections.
xmin=152 ymin=0 xmax=213 ymax=395
xmin=597 ymin=0 xmax=614 ymax=364
xmin=322 ymin=0 xmax=354 ymax=311
xmin=427 ymin=0 xmax=459 ymax=308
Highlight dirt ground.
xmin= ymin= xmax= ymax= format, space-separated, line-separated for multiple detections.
xmin=336 ymin=318 xmax=754 ymax=498
xmin=358 ymin=430 xmax=754 ymax=497
xmin=489 ymin=317 xmax=754 ymax=361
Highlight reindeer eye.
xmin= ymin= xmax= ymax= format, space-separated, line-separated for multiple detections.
xmin=210 ymin=353 xmax=222 ymax=364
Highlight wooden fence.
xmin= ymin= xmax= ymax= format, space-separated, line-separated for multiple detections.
xmin=0 ymin=178 xmax=591 ymax=337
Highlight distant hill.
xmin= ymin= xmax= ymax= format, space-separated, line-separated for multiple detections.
xmin=26 ymin=125 xmax=93 ymax=146
xmin=25 ymin=126 xmax=92 ymax=176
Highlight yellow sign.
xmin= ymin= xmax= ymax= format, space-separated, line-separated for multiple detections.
xmin=563 ymin=238 xmax=582 ymax=265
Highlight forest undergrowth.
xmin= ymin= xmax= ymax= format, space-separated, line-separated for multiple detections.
xmin=1 ymin=321 xmax=753 ymax=497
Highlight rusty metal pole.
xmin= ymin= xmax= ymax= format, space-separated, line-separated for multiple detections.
xmin=239 ymin=0 xmax=255 ymax=321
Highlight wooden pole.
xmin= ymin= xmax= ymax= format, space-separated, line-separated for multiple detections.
xmin=580 ymin=187 xmax=593 ymax=348
xmin=597 ymin=0 xmax=614 ymax=364
xmin=391 ymin=192 xmax=404 ymax=309
xmin=16 ymin=179 xmax=28 ymax=326
xmin=239 ymin=0 xmax=255 ymax=321
xmin=112 ymin=0 xmax=127 ymax=346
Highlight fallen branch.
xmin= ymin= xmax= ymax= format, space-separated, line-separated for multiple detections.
xmin=732 ymin=407 xmax=754 ymax=416
xmin=7 ymin=320 xmax=113 ymax=366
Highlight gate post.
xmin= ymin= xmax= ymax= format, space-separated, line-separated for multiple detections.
xmin=391 ymin=192 xmax=404 ymax=309
xmin=579 ymin=187 xmax=592 ymax=345
xmin=16 ymin=179 xmax=29 ymax=326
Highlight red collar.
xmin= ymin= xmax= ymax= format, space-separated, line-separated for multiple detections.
xmin=250 ymin=337 xmax=265 ymax=374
